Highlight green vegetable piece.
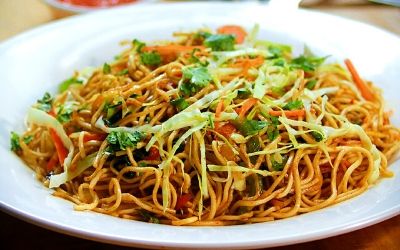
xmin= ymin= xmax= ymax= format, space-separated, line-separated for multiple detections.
xmin=204 ymin=34 xmax=235 ymax=51
xmin=56 ymin=105 xmax=73 ymax=123
xmin=106 ymin=131 xmax=144 ymax=152
xmin=132 ymin=39 xmax=145 ymax=52
xmin=139 ymin=210 xmax=160 ymax=224
xmin=140 ymin=51 xmax=162 ymax=66
xmin=36 ymin=92 xmax=53 ymax=112
xmin=235 ymin=119 xmax=268 ymax=137
xmin=180 ymin=66 xmax=212 ymax=96
xmin=283 ymin=100 xmax=303 ymax=110
xmin=103 ymin=63 xmax=111 ymax=74
xmin=237 ymin=88 xmax=252 ymax=99
xmin=58 ymin=77 xmax=83 ymax=93
xmin=116 ymin=69 xmax=129 ymax=76
xmin=271 ymin=155 xmax=288 ymax=171
xmin=10 ymin=132 xmax=21 ymax=152
xmin=290 ymin=55 xmax=327 ymax=72
xmin=311 ymin=131 xmax=324 ymax=142
xmin=170 ymin=97 xmax=189 ymax=111
xmin=23 ymin=135 xmax=33 ymax=144
xmin=305 ymin=79 xmax=317 ymax=89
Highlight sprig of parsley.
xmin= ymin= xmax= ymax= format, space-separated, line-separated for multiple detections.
xmin=56 ymin=105 xmax=73 ymax=123
xmin=170 ymin=97 xmax=189 ymax=111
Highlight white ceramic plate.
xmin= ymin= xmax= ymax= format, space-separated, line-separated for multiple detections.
xmin=0 ymin=2 xmax=399 ymax=249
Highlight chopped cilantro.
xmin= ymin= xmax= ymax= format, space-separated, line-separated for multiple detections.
xmin=10 ymin=132 xmax=20 ymax=152
xmin=234 ymin=119 xmax=268 ymax=137
xmin=23 ymin=135 xmax=33 ymax=144
xmin=58 ymin=77 xmax=83 ymax=93
xmin=237 ymin=88 xmax=252 ymax=99
xmin=204 ymin=34 xmax=235 ymax=51
xmin=56 ymin=105 xmax=73 ymax=123
xmin=106 ymin=131 xmax=144 ymax=152
xmin=140 ymin=51 xmax=161 ymax=66
xmin=311 ymin=131 xmax=324 ymax=142
xmin=36 ymin=92 xmax=53 ymax=112
xmin=170 ymin=97 xmax=189 ymax=111
xmin=180 ymin=66 xmax=212 ymax=96
xmin=305 ymin=79 xmax=317 ymax=89
xmin=139 ymin=210 xmax=160 ymax=224
xmin=283 ymin=100 xmax=303 ymax=110
xmin=116 ymin=69 xmax=129 ymax=76
xmin=271 ymin=155 xmax=288 ymax=171
xmin=132 ymin=39 xmax=145 ymax=52
xmin=103 ymin=63 xmax=111 ymax=74
xmin=290 ymin=55 xmax=327 ymax=72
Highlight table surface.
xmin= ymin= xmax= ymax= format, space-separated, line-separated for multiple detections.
xmin=0 ymin=0 xmax=399 ymax=249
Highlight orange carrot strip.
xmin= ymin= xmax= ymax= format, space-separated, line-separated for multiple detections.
xmin=238 ymin=98 xmax=258 ymax=118
xmin=215 ymin=99 xmax=225 ymax=119
xmin=344 ymin=59 xmax=374 ymax=101
xmin=217 ymin=25 xmax=247 ymax=44
xmin=49 ymin=128 xmax=68 ymax=165
xmin=144 ymin=147 xmax=160 ymax=161
xmin=215 ymin=122 xmax=237 ymax=138
xmin=46 ymin=153 xmax=59 ymax=172
xmin=268 ymin=109 xmax=306 ymax=117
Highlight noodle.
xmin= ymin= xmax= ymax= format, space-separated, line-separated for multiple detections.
xmin=11 ymin=25 xmax=400 ymax=225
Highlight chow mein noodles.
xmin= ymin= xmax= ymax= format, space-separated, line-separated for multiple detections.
xmin=11 ymin=25 xmax=400 ymax=225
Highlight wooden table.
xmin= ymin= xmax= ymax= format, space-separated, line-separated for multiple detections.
xmin=0 ymin=0 xmax=399 ymax=249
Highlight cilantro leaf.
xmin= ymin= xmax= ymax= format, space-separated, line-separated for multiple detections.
xmin=103 ymin=63 xmax=111 ymax=74
xmin=290 ymin=55 xmax=327 ymax=72
xmin=10 ymin=132 xmax=21 ymax=152
xmin=139 ymin=210 xmax=160 ymax=224
xmin=234 ymin=119 xmax=268 ymax=137
xmin=23 ymin=135 xmax=33 ymax=144
xmin=59 ymin=77 xmax=83 ymax=93
xmin=305 ymin=79 xmax=317 ymax=89
xmin=283 ymin=100 xmax=303 ymax=110
xmin=132 ymin=39 xmax=145 ymax=52
xmin=106 ymin=131 xmax=144 ymax=152
xmin=180 ymin=66 xmax=212 ymax=96
xmin=204 ymin=34 xmax=235 ymax=51
xmin=36 ymin=92 xmax=53 ymax=112
xmin=56 ymin=105 xmax=73 ymax=123
xmin=116 ymin=69 xmax=129 ymax=76
xmin=170 ymin=97 xmax=189 ymax=111
xmin=237 ymin=88 xmax=252 ymax=99
xmin=140 ymin=51 xmax=161 ymax=66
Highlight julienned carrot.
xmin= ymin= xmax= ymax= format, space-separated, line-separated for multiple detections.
xmin=344 ymin=59 xmax=374 ymax=101
xmin=83 ymin=133 xmax=106 ymax=143
xmin=49 ymin=128 xmax=68 ymax=165
xmin=215 ymin=122 xmax=237 ymax=138
xmin=231 ymin=56 xmax=264 ymax=69
xmin=238 ymin=98 xmax=258 ymax=118
xmin=46 ymin=153 xmax=59 ymax=171
xmin=268 ymin=109 xmax=306 ymax=117
xmin=217 ymin=25 xmax=247 ymax=44
xmin=215 ymin=99 xmax=225 ymax=119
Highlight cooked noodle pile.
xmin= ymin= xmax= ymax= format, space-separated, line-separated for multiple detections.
xmin=11 ymin=25 xmax=400 ymax=225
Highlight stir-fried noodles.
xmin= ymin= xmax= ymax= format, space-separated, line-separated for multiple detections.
xmin=11 ymin=25 xmax=400 ymax=225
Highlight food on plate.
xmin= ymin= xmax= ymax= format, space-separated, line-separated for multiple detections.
xmin=11 ymin=25 xmax=400 ymax=225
